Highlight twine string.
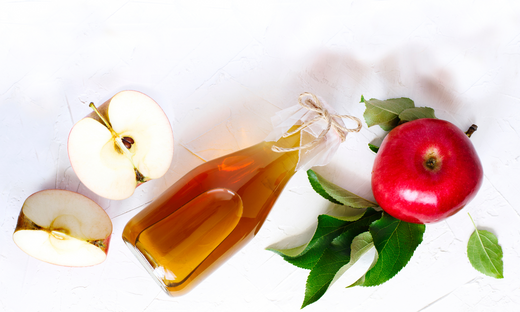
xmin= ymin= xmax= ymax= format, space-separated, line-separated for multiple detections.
xmin=271 ymin=92 xmax=362 ymax=153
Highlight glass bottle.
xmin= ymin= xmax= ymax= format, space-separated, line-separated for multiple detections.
xmin=122 ymin=93 xmax=361 ymax=296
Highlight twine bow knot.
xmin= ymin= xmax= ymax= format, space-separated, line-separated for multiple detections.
xmin=272 ymin=92 xmax=362 ymax=153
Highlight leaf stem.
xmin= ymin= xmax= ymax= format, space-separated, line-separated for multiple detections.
xmin=468 ymin=212 xmax=477 ymax=230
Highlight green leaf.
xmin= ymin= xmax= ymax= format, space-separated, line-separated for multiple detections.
xmin=328 ymin=208 xmax=368 ymax=222
xmin=368 ymin=143 xmax=379 ymax=153
xmin=361 ymin=97 xmax=415 ymax=131
xmin=268 ymin=215 xmax=352 ymax=269
xmin=269 ymin=209 xmax=382 ymax=270
xmin=307 ymin=170 xmax=377 ymax=208
xmin=302 ymin=230 xmax=376 ymax=308
xmin=307 ymin=170 xmax=342 ymax=205
xmin=350 ymin=212 xmax=425 ymax=287
xmin=335 ymin=231 xmax=375 ymax=285
xmin=467 ymin=215 xmax=504 ymax=279
xmin=399 ymin=107 xmax=437 ymax=122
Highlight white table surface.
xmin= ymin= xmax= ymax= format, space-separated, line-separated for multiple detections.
xmin=2 ymin=1 xmax=519 ymax=311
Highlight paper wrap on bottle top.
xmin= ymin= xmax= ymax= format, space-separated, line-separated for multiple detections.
xmin=264 ymin=96 xmax=347 ymax=172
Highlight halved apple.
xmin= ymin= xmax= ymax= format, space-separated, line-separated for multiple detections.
xmin=68 ymin=90 xmax=174 ymax=200
xmin=13 ymin=189 xmax=112 ymax=267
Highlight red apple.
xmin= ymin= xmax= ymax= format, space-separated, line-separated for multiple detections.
xmin=371 ymin=118 xmax=483 ymax=224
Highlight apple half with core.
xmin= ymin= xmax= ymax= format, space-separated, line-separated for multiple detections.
xmin=371 ymin=118 xmax=483 ymax=224
xmin=13 ymin=189 xmax=112 ymax=267
xmin=68 ymin=91 xmax=174 ymax=200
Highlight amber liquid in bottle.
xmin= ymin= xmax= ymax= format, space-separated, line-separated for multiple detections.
xmin=122 ymin=132 xmax=300 ymax=296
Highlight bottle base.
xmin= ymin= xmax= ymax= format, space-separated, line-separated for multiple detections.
xmin=123 ymin=239 xmax=174 ymax=296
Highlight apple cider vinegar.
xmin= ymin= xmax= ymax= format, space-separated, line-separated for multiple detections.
xmin=123 ymin=135 xmax=300 ymax=295
xmin=122 ymin=93 xmax=362 ymax=296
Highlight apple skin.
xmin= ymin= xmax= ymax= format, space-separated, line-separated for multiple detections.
xmin=371 ymin=118 xmax=483 ymax=224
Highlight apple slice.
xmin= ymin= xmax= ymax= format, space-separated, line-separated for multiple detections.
xmin=68 ymin=90 xmax=174 ymax=200
xmin=13 ymin=189 xmax=112 ymax=267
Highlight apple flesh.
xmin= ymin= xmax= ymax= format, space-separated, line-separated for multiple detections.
xmin=371 ymin=118 xmax=483 ymax=224
xmin=13 ymin=189 xmax=113 ymax=267
xmin=68 ymin=90 xmax=174 ymax=200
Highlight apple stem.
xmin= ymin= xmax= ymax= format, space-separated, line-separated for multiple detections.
xmin=89 ymin=102 xmax=134 ymax=157
xmin=89 ymin=103 xmax=118 ymax=136
xmin=89 ymin=102 xmax=145 ymax=183
xmin=465 ymin=124 xmax=478 ymax=138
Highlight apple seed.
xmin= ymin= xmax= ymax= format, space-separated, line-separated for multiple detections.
xmin=122 ymin=137 xmax=134 ymax=149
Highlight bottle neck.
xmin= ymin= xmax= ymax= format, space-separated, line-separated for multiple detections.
xmin=263 ymin=129 xmax=302 ymax=173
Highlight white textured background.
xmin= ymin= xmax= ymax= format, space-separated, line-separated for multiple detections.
xmin=1 ymin=1 xmax=520 ymax=311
